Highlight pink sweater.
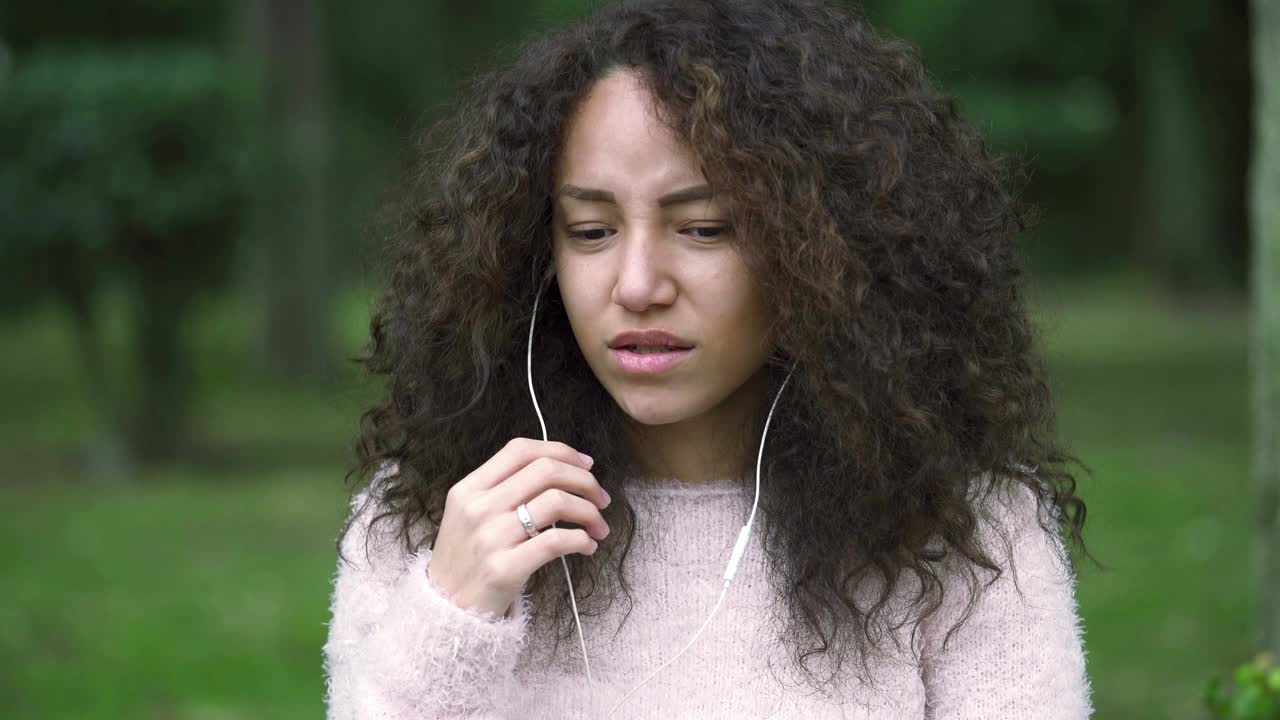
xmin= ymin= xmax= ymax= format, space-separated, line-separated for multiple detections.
xmin=323 ymin=469 xmax=1093 ymax=719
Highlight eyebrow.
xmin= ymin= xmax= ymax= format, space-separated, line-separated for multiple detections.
xmin=556 ymin=184 xmax=716 ymax=208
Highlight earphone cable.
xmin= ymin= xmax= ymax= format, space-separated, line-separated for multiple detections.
xmin=528 ymin=271 xmax=796 ymax=720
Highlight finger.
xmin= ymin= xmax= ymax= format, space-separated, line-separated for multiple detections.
xmin=493 ymin=455 xmax=610 ymax=514
xmin=504 ymin=486 xmax=610 ymax=547
xmin=459 ymin=437 xmax=593 ymax=494
xmin=504 ymin=526 xmax=598 ymax=579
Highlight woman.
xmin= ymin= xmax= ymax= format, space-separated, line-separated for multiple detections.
xmin=323 ymin=1 xmax=1097 ymax=718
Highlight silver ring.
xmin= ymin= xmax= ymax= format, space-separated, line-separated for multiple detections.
xmin=517 ymin=503 xmax=540 ymax=539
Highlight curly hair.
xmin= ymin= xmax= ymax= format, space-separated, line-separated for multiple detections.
xmin=340 ymin=0 xmax=1098 ymax=695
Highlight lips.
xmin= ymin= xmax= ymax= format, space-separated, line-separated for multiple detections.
xmin=610 ymin=346 xmax=693 ymax=375
xmin=608 ymin=329 xmax=695 ymax=350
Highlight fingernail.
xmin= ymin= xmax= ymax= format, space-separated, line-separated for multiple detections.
xmin=579 ymin=453 xmax=594 ymax=467
xmin=602 ymin=489 xmax=612 ymax=505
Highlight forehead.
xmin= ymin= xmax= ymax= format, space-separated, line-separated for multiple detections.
xmin=555 ymin=71 xmax=707 ymax=199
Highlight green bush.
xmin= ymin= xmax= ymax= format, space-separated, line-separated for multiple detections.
xmin=1205 ymin=653 xmax=1280 ymax=719
xmin=0 ymin=46 xmax=256 ymax=462
xmin=0 ymin=45 xmax=254 ymax=298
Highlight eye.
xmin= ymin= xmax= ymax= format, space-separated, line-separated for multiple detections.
xmin=567 ymin=228 xmax=614 ymax=243
xmin=684 ymin=225 xmax=731 ymax=242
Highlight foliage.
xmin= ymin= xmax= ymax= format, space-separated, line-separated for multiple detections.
xmin=0 ymin=45 xmax=256 ymax=462
xmin=1205 ymin=653 xmax=1280 ymax=720
xmin=866 ymin=0 xmax=1125 ymax=171
xmin=0 ymin=46 xmax=253 ymax=306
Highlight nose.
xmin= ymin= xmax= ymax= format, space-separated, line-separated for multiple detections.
xmin=611 ymin=226 xmax=677 ymax=312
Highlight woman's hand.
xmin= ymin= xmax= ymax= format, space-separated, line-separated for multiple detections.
xmin=426 ymin=437 xmax=612 ymax=618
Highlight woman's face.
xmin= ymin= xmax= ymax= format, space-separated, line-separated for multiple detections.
xmin=551 ymin=69 xmax=775 ymax=447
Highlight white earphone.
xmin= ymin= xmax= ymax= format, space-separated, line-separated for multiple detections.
xmin=525 ymin=264 xmax=797 ymax=719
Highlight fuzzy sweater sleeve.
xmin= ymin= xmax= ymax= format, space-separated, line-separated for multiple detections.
xmin=920 ymin=481 xmax=1094 ymax=719
xmin=323 ymin=463 xmax=532 ymax=719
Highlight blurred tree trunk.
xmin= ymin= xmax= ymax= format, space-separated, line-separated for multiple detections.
xmin=54 ymin=245 xmax=131 ymax=479
xmin=1134 ymin=3 xmax=1236 ymax=298
xmin=1133 ymin=2 xmax=1252 ymax=299
xmin=130 ymin=247 xmax=194 ymax=463
xmin=1216 ymin=1 xmax=1257 ymax=294
xmin=245 ymin=0 xmax=335 ymax=381
xmin=1253 ymin=0 xmax=1280 ymax=657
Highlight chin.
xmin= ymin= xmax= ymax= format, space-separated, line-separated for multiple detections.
xmin=612 ymin=387 xmax=699 ymax=427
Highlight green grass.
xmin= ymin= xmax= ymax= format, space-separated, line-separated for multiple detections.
xmin=1034 ymin=272 xmax=1252 ymax=719
xmin=0 ymin=469 xmax=348 ymax=720
xmin=0 ymin=273 xmax=1253 ymax=719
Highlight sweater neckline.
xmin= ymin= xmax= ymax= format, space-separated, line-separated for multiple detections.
xmin=626 ymin=476 xmax=747 ymax=496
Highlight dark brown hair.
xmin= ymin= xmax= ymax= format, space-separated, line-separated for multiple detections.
xmin=341 ymin=0 xmax=1097 ymax=695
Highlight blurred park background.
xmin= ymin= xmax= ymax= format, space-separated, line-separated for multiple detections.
xmin=0 ymin=0 xmax=1272 ymax=718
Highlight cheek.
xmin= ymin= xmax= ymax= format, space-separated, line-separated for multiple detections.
xmin=552 ymin=262 xmax=586 ymax=310
xmin=705 ymin=281 xmax=771 ymax=355
xmin=736 ymin=284 xmax=774 ymax=354
xmin=555 ymin=264 xmax=600 ymax=335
